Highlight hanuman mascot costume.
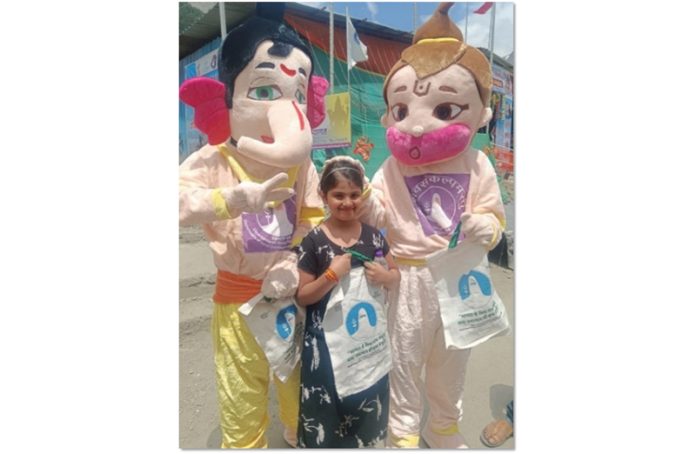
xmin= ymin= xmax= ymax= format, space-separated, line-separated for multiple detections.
xmin=178 ymin=4 xmax=327 ymax=449
xmin=359 ymin=3 xmax=506 ymax=448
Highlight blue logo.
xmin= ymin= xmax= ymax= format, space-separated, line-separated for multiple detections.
xmin=276 ymin=305 xmax=298 ymax=340
xmin=345 ymin=302 xmax=378 ymax=336
xmin=458 ymin=270 xmax=492 ymax=300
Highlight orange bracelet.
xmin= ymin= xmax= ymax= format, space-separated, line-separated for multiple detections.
xmin=324 ymin=268 xmax=339 ymax=282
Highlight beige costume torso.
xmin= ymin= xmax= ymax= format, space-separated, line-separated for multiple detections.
xmin=365 ymin=148 xmax=505 ymax=261
xmin=179 ymin=144 xmax=324 ymax=280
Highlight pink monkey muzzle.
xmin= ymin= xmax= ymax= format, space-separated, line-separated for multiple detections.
xmin=386 ymin=123 xmax=472 ymax=166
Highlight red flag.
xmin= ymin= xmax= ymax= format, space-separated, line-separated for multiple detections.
xmin=474 ymin=2 xmax=494 ymax=14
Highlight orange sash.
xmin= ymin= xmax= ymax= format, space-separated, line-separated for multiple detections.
xmin=213 ymin=270 xmax=263 ymax=304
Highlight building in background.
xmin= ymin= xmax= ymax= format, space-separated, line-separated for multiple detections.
xmin=179 ymin=2 xmax=514 ymax=180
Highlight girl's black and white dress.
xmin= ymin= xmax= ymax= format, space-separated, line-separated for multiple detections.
xmin=295 ymin=223 xmax=390 ymax=448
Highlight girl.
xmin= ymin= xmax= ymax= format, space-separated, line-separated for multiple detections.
xmin=295 ymin=156 xmax=400 ymax=448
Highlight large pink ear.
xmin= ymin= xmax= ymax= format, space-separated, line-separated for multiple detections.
xmin=306 ymin=75 xmax=329 ymax=129
xmin=179 ymin=77 xmax=231 ymax=145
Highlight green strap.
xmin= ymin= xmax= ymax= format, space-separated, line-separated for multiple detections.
xmin=345 ymin=248 xmax=372 ymax=263
xmin=449 ymin=221 xmax=463 ymax=249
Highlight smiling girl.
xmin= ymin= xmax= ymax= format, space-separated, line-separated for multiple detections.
xmin=294 ymin=156 xmax=400 ymax=448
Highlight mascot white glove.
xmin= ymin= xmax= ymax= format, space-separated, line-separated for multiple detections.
xmin=460 ymin=212 xmax=498 ymax=248
xmin=261 ymin=253 xmax=299 ymax=300
xmin=221 ymin=173 xmax=294 ymax=213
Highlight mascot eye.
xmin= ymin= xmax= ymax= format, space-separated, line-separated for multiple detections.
xmin=295 ymin=89 xmax=307 ymax=104
xmin=433 ymin=103 xmax=468 ymax=120
xmin=248 ymin=85 xmax=282 ymax=101
xmin=390 ymin=103 xmax=408 ymax=121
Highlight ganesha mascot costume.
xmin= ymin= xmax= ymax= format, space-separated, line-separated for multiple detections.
xmin=178 ymin=4 xmax=328 ymax=449
xmin=358 ymin=2 xmax=506 ymax=448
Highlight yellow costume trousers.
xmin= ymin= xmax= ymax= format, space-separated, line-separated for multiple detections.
xmin=212 ymin=302 xmax=300 ymax=448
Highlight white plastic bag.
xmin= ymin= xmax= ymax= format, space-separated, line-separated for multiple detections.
xmin=323 ymin=267 xmax=391 ymax=399
xmin=427 ymin=242 xmax=509 ymax=349
xmin=239 ymin=294 xmax=305 ymax=383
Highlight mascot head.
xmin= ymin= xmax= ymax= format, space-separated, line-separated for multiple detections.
xmin=381 ymin=2 xmax=493 ymax=166
xmin=180 ymin=3 xmax=328 ymax=168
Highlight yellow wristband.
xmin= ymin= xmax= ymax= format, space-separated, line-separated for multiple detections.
xmin=211 ymin=188 xmax=232 ymax=220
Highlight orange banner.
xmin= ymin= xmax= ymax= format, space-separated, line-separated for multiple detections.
xmin=493 ymin=147 xmax=514 ymax=173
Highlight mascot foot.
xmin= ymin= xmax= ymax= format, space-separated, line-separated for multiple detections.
xmin=386 ymin=432 xmax=420 ymax=449
xmin=421 ymin=425 xmax=468 ymax=449
xmin=283 ymin=426 xmax=297 ymax=448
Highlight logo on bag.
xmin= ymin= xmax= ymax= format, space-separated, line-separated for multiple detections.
xmin=276 ymin=305 xmax=298 ymax=341
xmin=458 ymin=270 xmax=492 ymax=306
xmin=345 ymin=301 xmax=378 ymax=339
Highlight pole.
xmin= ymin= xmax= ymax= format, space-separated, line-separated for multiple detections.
xmin=486 ymin=3 xmax=496 ymax=135
xmin=346 ymin=7 xmax=351 ymax=94
xmin=329 ymin=4 xmax=334 ymax=94
xmin=413 ymin=3 xmax=417 ymax=32
xmin=489 ymin=3 xmax=496 ymax=68
xmin=218 ymin=2 xmax=227 ymax=38
xmin=464 ymin=2 xmax=469 ymax=42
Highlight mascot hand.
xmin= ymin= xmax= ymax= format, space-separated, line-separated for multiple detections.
xmin=222 ymin=173 xmax=294 ymax=213
xmin=460 ymin=212 xmax=496 ymax=247
xmin=261 ymin=257 xmax=299 ymax=299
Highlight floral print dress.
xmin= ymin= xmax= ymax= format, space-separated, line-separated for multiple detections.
xmin=295 ymin=223 xmax=390 ymax=448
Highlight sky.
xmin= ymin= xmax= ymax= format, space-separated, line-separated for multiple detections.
xmin=188 ymin=2 xmax=514 ymax=60
xmin=300 ymin=2 xmax=514 ymax=59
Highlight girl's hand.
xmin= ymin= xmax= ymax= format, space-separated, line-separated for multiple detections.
xmin=364 ymin=261 xmax=391 ymax=287
xmin=328 ymin=253 xmax=352 ymax=279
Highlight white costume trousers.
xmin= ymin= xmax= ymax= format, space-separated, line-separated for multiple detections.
xmin=387 ymin=265 xmax=471 ymax=445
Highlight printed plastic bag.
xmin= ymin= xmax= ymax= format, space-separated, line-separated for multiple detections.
xmin=323 ymin=267 xmax=391 ymax=399
xmin=239 ymin=294 xmax=305 ymax=382
xmin=427 ymin=242 xmax=509 ymax=349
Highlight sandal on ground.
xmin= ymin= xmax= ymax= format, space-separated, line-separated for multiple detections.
xmin=480 ymin=419 xmax=513 ymax=448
